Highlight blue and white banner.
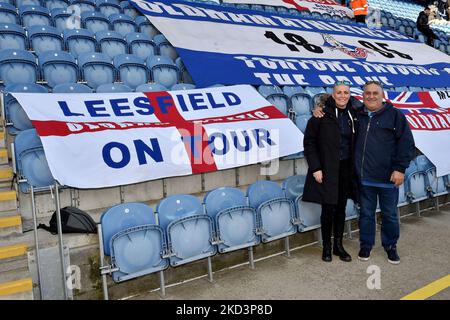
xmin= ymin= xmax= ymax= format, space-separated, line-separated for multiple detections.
xmin=131 ymin=0 xmax=450 ymax=88
xmin=223 ymin=0 xmax=354 ymax=18
xmin=12 ymin=85 xmax=303 ymax=188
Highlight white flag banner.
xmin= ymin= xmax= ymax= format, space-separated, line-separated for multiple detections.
xmin=12 ymin=85 xmax=304 ymax=188
xmin=223 ymin=0 xmax=354 ymax=18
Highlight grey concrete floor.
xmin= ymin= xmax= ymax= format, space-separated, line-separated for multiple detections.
xmin=130 ymin=205 xmax=450 ymax=300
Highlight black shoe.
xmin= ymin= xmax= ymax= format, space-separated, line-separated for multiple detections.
xmin=386 ymin=247 xmax=400 ymax=265
xmin=333 ymin=238 xmax=352 ymax=262
xmin=358 ymin=248 xmax=371 ymax=261
xmin=322 ymin=245 xmax=332 ymax=262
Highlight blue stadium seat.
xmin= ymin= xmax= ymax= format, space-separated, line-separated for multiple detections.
xmin=305 ymin=86 xmax=326 ymax=97
xmin=135 ymin=15 xmax=159 ymax=39
xmin=96 ymin=82 xmax=132 ymax=93
xmin=44 ymin=0 xmax=70 ymax=11
xmin=170 ymin=83 xmax=195 ymax=91
xmin=69 ymin=0 xmax=95 ymax=13
xmin=153 ymin=34 xmax=178 ymax=61
xmin=99 ymin=203 xmax=168 ymax=283
xmin=257 ymin=85 xmax=289 ymax=115
xmin=39 ymin=51 xmax=79 ymax=87
xmin=19 ymin=5 xmax=52 ymax=28
xmin=247 ymin=181 xmax=297 ymax=242
xmin=415 ymin=155 xmax=447 ymax=197
xmin=63 ymin=28 xmax=96 ymax=58
xmin=0 ymin=23 xmax=27 ymax=50
xmin=295 ymin=114 xmax=311 ymax=133
xmin=96 ymin=30 xmax=127 ymax=59
xmin=126 ymin=32 xmax=156 ymax=60
xmin=27 ymin=25 xmax=64 ymax=56
xmin=17 ymin=0 xmax=41 ymax=6
xmin=147 ymin=55 xmax=179 ymax=89
xmin=78 ymin=52 xmax=115 ymax=89
xmin=204 ymin=187 xmax=259 ymax=253
xmin=120 ymin=0 xmax=139 ymax=18
xmin=51 ymin=8 xmax=74 ymax=31
xmin=109 ymin=13 xmax=136 ymax=37
xmin=135 ymin=83 xmax=167 ymax=92
xmin=175 ymin=57 xmax=193 ymax=84
xmin=96 ymin=0 xmax=121 ymax=18
xmin=156 ymin=194 xmax=216 ymax=267
xmin=0 ymin=3 xmax=19 ymax=24
xmin=283 ymin=86 xmax=312 ymax=117
xmin=113 ymin=53 xmax=148 ymax=90
xmin=404 ymin=160 xmax=427 ymax=203
xmin=282 ymin=175 xmax=306 ymax=206
xmin=296 ymin=197 xmax=321 ymax=232
xmin=345 ymin=199 xmax=359 ymax=221
xmin=0 ymin=49 xmax=39 ymax=85
xmin=53 ymin=82 xmax=93 ymax=93
xmin=81 ymin=11 xmax=110 ymax=34
xmin=14 ymin=128 xmax=54 ymax=193
xmin=4 ymin=83 xmax=47 ymax=134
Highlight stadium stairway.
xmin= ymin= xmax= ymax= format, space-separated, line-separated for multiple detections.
xmin=0 ymin=130 xmax=33 ymax=300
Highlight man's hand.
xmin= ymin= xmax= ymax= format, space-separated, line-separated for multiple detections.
xmin=313 ymin=170 xmax=323 ymax=184
xmin=390 ymin=171 xmax=404 ymax=187
xmin=312 ymin=106 xmax=325 ymax=118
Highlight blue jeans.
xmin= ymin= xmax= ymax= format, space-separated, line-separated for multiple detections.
xmin=359 ymin=185 xmax=399 ymax=251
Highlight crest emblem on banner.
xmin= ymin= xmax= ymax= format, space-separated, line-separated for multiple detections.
xmin=322 ymin=34 xmax=370 ymax=59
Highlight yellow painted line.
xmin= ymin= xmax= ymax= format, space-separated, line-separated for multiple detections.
xmin=0 ymin=148 xmax=7 ymax=158
xmin=0 ymin=131 xmax=4 ymax=140
xmin=401 ymin=274 xmax=450 ymax=300
xmin=0 ymin=244 xmax=27 ymax=260
xmin=0 ymin=215 xmax=21 ymax=228
xmin=0 ymin=167 xmax=13 ymax=180
xmin=0 ymin=278 xmax=32 ymax=296
xmin=0 ymin=190 xmax=16 ymax=201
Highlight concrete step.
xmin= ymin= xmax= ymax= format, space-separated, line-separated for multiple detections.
xmin=0 ymin=148 xmax=8 ymax=165
xmin=0 ymin=131 xmax=5 ymax=149
xmin=0 ymin=190 xmax=17 ymax=212
xmin=0 ymin=167 xmax=13 ymax=189
xmin=0 ymin=215 xmax=22 ymax=237
xmin=0 ymin=243 xmax=27 ymax=261
xmin=0 ymin=278 xmax=33 ymax=300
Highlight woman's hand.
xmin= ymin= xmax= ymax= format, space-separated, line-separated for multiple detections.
xmin=313 ymin=170 xmax=323 ymax=184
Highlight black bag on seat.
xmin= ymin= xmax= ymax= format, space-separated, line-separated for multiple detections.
xmin=38 ymin=206 xmax=97 ymax=234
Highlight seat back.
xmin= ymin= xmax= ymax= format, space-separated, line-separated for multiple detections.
xmin=20 ymin=5 xmax=52 ymax=28
xmin=282 ymin=175 xmax=306 ymax=202
xmin=147 ymin=55 xmax=179 ymax=88
xmin=45 ymin=0 xmax=70 ymax=11
xmin=257 ymin=85 xmax=289 ymax=115
xmin=63 ymin=28 xmax=96 ymax=58
xmin=126 ymin=32 xmax=156 ymax=60
xmin=0 ymin=49 xmax=38 ymax=86
xmin=153 ymin=34 xmax=178 ymax=61
xmin=113 ymin=53 xmax=148 ymax=90
xmin=69 ymin=0 xmax=95 ymax=13
xmin=295 ymin=114 xmax=311 ymax=133
xmin=0 ymin=3 xmax=19 ymax=24
xmin=27 ymin=25 xmax=63 ymax=55
xmin=81 ymin=10 xmax=110 ymax=33
xmin=247 ymin=180 xmax=284 ymax=209
xmin=135 ymin=15 xmax=159 ymax=38
xmin=96 ymin=30 xmax=127 ymax=59
xmin=0 ymin=23 xmax=27 ymax=50
xmin=297 ymin=197 xmax=321 ymax=231
xmin=78 ymin=52 xmax=115 ymax=89
xmin=97 ymin=0 xmax=121 ymax=18
xmin=39 ymin=50 xmax=78 ymax=88
xmin=109 ymin=13 xmax=136 ymax=37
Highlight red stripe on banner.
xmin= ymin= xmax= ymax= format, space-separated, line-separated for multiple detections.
xmin=143 ymin=91 xmax=218 ymax=174
xmin=417 ymin=92 xmax=440 ymax=109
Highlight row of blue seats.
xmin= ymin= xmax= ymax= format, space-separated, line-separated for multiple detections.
xmin=0 ymin=24 xmax=172 ymax=59
xmin=0 ymin=50 xmax=183 ymax=89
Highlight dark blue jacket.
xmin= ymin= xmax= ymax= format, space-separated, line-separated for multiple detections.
xmin=354 ymin=102 xmax=415 ymax=183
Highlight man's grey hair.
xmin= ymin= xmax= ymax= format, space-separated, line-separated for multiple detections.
xmin=363 ymin=80 xmax=384 ymax=91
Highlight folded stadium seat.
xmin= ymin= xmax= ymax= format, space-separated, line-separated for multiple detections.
xmin=0 ymin=23 xmax=28 ymax=50
xmin=19 ymin=5 xmax=52 ymax=28
xmin=69 ymin=0 xmax=95 ymax=13
xmin=63 ymin=28 xmax=97 ymax=58
xmin=135 ymin=82 xmax=167 ymax=92
xmin=120 ymin=1 xmax=139 ymax=19
xmin=98 ymin=202 xmax=169 ymax=298
xmin=175 ymin=57 xmax=194 ymax=84
xmin=95 ymin=30 xmax=127 ymax=59
xmin=283 ymin=86 xmax=312 ymax=119
xmin=288 ymin=8 xmax=300 ymax=16
xmin=235 ymin=4 xmax=249 ymax=10
xmin=78 ymin=52 xmax=115 ymax=90
xmin=51 ymin=8 xmax=73 ymax=31
xmin=415 ymin=155 xmax=447 ymax=198
xmin=13 ymin=128 xmax=54 ymax=193
xmin=250 ymin=4 xmax=264 ymax=11
xmin=264 ymin=5 xmax=277 ymax=13
xmin=135 ymin=16 xmax=159 ymax=39
xmin=27 ymin=25 xmax=64 ymax=56
xmin=109 ymin=13 xmax=136 ymax=37
xmin=0 ymin=49 xmax=39 ymax=86
xmin=44 ymin=0 xmax=70 ymax=11
xmin=147 ymin=55 xmax=180 ymax=89
xmin=156 ymin=194 xmax=217 ymax=267
xmin=113 ymin=53 xmax=149 ymax=90
xmin=247 ymin=181 xmax=297 ymax=244
xmin=39 ymin=50 xmax=79 ymax=88
xmin=96 ymin=82 xmax=132 ymax=92
xmin=4 ymin=83 xmax=47 ymax=134
xmin=17 ymin=0 xmax=41 ymax=6
xmin=0 ymin=3 xmax=18 ymax=24
xmin=295 ymin=114 xmax=311 ymax=134
xmin=53 ymin=82 xmax=93 ymax=93
xmin=282 ymin=175 xmax=306 ymax=205
xmin=170 ymin=83 xmax=195 ymax=91
xmin=276 ymin=6 xmax=288 ymax=14
xmin=204 ymin=187 xmax=259 ymax=255
xmin=96 ymin=0 xmax=121 ymax=18
xmin=81 ymin=10 xmax=110 ymax=33
xmin=305 ymin=86 xmax=325 ymax=97
xmin=405 ymin=25 xmax=414 ymax=37
xmin=126 ymin=32 xmax=156 ymax=60
xmin=257 ymin=85 xmax=289 ymax=115
xmin=153 ymin=34 xmax=178 ymax=61
xmin=404 ymin=159 xmax=428 ymax=204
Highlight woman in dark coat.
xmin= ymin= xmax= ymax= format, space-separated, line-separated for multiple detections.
xmin=303 ymin=81 xmax=358 ymax=262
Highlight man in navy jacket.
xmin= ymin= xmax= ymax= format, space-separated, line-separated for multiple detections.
xmin=355 ymin=81 xmax=415 ymax=264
